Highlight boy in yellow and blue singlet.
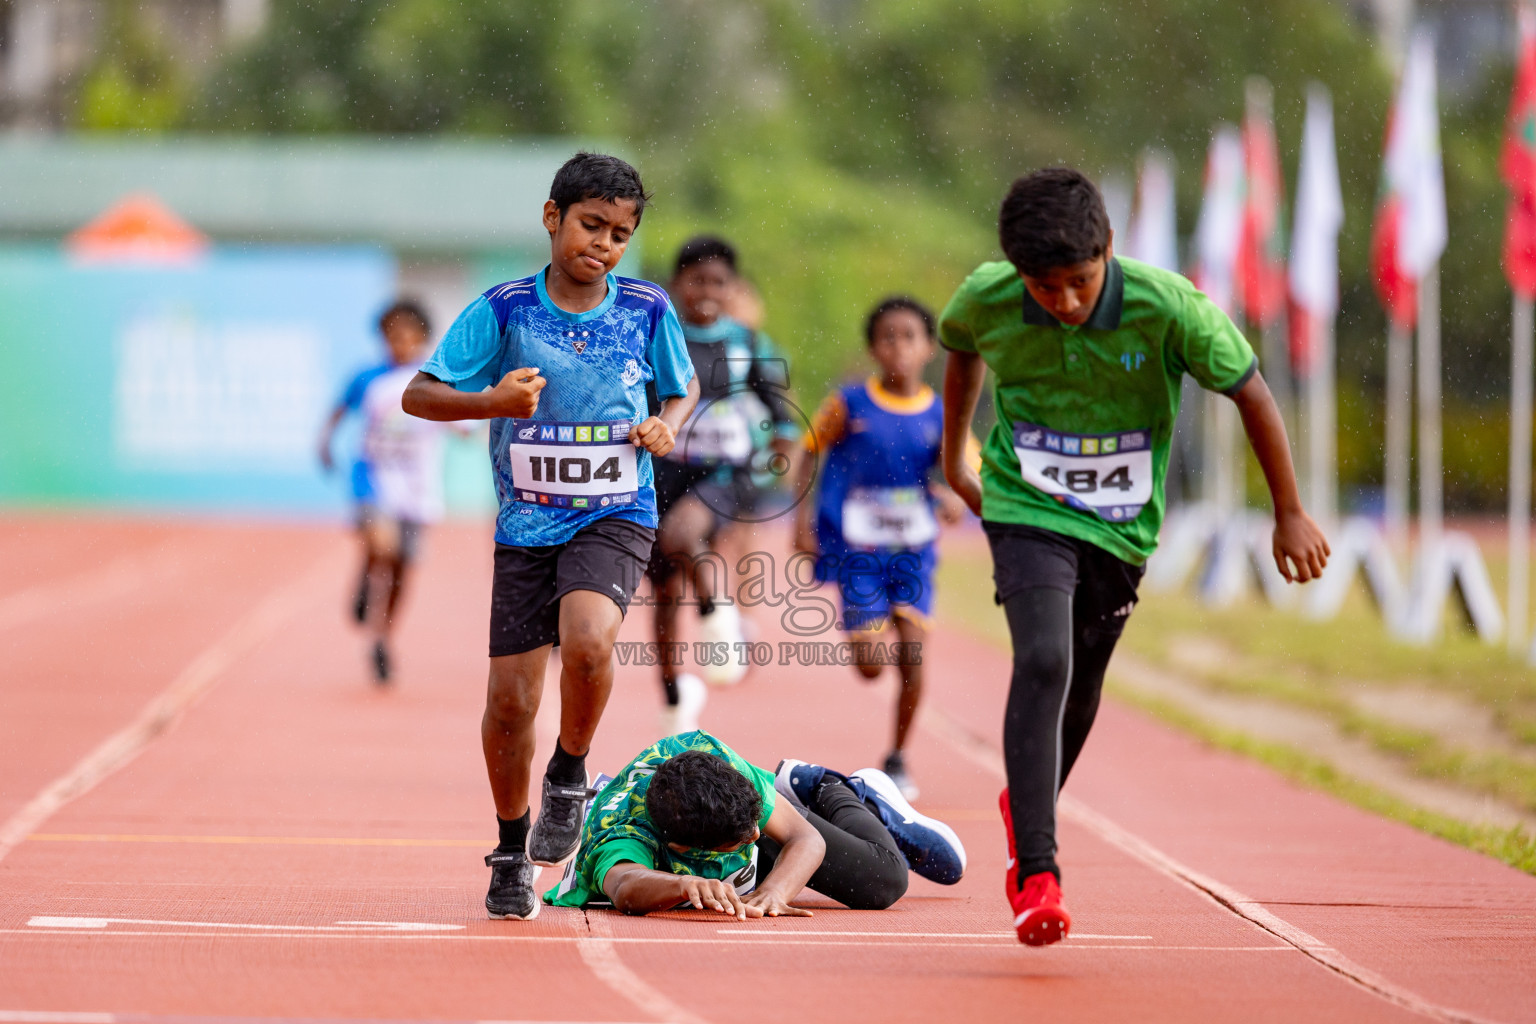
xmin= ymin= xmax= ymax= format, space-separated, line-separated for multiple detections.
xmin=794 ymin=297 xmax=966 ymax=800
xmin=403 ymin=153 xmax=700 ymax=921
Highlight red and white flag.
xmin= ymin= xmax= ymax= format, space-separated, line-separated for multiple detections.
xmin=1503 ymin=8 xmax=1536 ymax=298
xmin=1371 ymin=31 xmax=1447 ymax=327
xmin=1289 ymin=84 xmax=1344 ymax=377
xmin=1237 ymin=78 xmax=1287 ymax=328
xmin=1193 ymin=126 xmax=1245 ymax=318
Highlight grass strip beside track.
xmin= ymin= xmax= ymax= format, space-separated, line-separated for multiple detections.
xmin=1111 ymin=687 xmax=1536 ymax=876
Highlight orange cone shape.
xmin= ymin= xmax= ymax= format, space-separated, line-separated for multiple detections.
xmin=66 ymin=193 xmax=209 ymax=264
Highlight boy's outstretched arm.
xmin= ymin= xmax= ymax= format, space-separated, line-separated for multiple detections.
xmin=602 ymin=860 xmax=751 ymax=920
xmin=745 ymin=800 xmax=824 ymax=918
xmin=1230 ymin=373 xmax=1331 ymax=583
xmin=629 ymin=376 xmax=700 ymax=458
xmin=942 ymin=350 xmax=987 ymax=516
xmin=402 ymin=368 xmax=546 ymax=421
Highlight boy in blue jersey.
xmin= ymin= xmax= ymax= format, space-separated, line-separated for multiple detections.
xmin=402 ymin=153 xmax=700 ymax=920
xmin=793 ymin=297 xmax=966 ymax=800
xmin=317 ymin=300 xmax=434 ymax=679
xmin=649 ymin=236 xmax=801 ymax=732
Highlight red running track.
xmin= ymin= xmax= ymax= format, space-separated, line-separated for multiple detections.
xmin=1 ymin=514 xmax=1532 ymax=1024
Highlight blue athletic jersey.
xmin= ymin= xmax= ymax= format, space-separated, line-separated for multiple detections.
xmin=337 ymin=361 xmax=393 ymax=502
xmin=421 ymin=268 xmax=694 ymax=547
xmin=814 ymin=378 xmax=945 ymax=564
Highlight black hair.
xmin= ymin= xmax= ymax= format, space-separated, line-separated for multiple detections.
xmin=549 ymin=152 xmax=652 ymax=223
xmin=645 ymin=750 xmax=762 ymax=850
xmin=674 ymin=235 xmax=738 ymax=276
xmin=378 ymin=299 xmax=431 ymax=337
xmin=864 ymin=295 xmax=936 ymax=346
xmin=997 ymin=167 xmax=1112 ymax=277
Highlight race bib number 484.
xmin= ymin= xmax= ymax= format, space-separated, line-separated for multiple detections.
xmin=508 ymin=419 xmax=639 ymax=511
xmin=1013 ymin=421 xmax=1153 ymax=523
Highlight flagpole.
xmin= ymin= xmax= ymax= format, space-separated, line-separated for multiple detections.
xmin=1509 ymin=292 xmax=1534 ymax=651
xmin=1309 ymin=313 xmax=1338 ymax=528
xmin=1385 ymin=322 xmax=1413 ymax=552
xmin=1415 ymin=264 xmax=1444 ymax=639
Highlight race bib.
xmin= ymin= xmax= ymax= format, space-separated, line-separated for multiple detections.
xmin=507 ymin=419 xmax=639 ymax=511
xmin=841 ymin=486 xmax=939 ymax=548
xmin=674 ymin=399 xmax=753 ymax=465
xmin=1013 ymin=421 xmax=1153 ymax=523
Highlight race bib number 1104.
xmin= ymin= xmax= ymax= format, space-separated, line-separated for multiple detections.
xmin=1012 ymin=421 xmax=1153 ymax=523
xmin=508 ymin=419 xmax=639 ymax=511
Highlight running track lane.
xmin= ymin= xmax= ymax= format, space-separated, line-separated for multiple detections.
xmin=0 ymin=517 xmax=1530 ymax=1023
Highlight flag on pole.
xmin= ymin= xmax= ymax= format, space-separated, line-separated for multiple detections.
xmin=1237 ymin=78 xmax=1287 ymax=328
xmin=1127 ymin=149 xmax=1179 ymax=272
xmin=1372 ymin=31 xmax=1448 ymax=326
xmin=1193 ymin=126 xmax=1245 ymax=317
xmin=1289 ymin=84 xmax=1344 ymax=377
xmin=1503 ymin=7 xmax=1536 ymax=297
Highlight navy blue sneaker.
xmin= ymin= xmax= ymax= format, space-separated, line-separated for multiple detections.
xmin=852 ymin=768 xmax=966 ymax=885
xmin=774 ymin=759 xmax=864 ymax=815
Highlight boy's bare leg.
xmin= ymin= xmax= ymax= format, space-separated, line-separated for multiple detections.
xmin=891 ymin=616 xmax=925 ymax=752
xmin=555 ymin=588 xmax=625 ymax=756
xmin=852 ymin=627 xmax=886 ymax=681
xmin=483 ymin=645 xmax=553 ymax=820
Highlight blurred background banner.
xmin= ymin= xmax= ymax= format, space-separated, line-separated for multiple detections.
xmin=0 ymin=243 xmax=394 ymax=514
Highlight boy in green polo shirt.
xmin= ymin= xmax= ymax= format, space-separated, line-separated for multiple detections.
xmin=939 ymin=167 xmax=1330 ymax=947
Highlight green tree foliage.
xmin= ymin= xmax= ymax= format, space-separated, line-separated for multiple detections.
xmin=71 ymin=0 xmax=1524 ymax=507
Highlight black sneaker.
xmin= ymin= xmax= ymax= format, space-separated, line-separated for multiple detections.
xmin=371 ymin=641 xmax=391 ymax=685
xmin=527 ymin=775 xmax=598 ymax=867
xmin=484 ymin=850 xmax=541 ymax=920
xmin=882 ymin=750 xmax=919 ymax=801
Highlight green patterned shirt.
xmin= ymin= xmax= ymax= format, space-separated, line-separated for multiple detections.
xmin=545 ymin=731 xmax=778 ymax=908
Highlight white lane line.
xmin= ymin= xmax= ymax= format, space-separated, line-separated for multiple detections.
xmin=27 ymin=916 xmax=462 ymax=933
xmin=0 ymin=540 xmax=186 ymax=633
xmin=0 ymin=1015 xmax=650 ymax=1024
xmin=714 ymin=929 xmax=1153 ymax=940
xmin=577 ymin=912 xmax=710 ymax=1024
xmin=0 ymin=553 xmax=343 ymax=867
xmin=0 ymin=928 xmax=1292 ymax=950
xmin=923 ymin=706 xmax=1506 ymax=1024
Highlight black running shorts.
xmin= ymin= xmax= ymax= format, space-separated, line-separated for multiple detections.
xmin=489 ymin=516 xmax=656 ymax=657
xmin=982 ymin=520 xmax=1145 ymax=635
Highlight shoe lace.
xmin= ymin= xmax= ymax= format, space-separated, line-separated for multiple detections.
xmin=543 ymin=782 xmax=598 ymax=830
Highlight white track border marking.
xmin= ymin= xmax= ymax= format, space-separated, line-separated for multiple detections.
xmin=0 ymin=555 xmax=341 ymax=866
xmin=0 ymin=928 xmax=1289 ymax=951
xmin=27 ymin=916 xmax=461 ymax=933
xmin=922 ymin=707 xmax=1506 ymax=1024
xmin=577 ymin=911 xmax=710 ymax=1024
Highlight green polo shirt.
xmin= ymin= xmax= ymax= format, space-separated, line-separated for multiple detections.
xmin=938 ymin=257 xmax=1256 ymax=565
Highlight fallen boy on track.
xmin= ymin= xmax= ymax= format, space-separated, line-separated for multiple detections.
xmin=545 ymin=731 xmax=967 ymax=918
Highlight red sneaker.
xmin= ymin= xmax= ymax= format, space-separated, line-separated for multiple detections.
xmin=999 ymin=788 xmax=1021 ymax=903
xmin=1012 ymin=871 xmax=1071 ymax=946
xmin=999 ymin=789 xmax=1070 ymax=946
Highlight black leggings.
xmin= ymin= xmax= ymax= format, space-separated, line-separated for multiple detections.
xmin=758 ymin=777 xmax=908 ymax=910
xmin=1003 ymin=586 xmax=1127 ymax=882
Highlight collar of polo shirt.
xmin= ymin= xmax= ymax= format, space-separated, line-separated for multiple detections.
xmin=1020 ymin=256 xmax=1126 ymax=330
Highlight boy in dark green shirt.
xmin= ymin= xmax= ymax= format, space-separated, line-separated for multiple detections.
xmin=939 ymin=168 xmax=1329 ymax=946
